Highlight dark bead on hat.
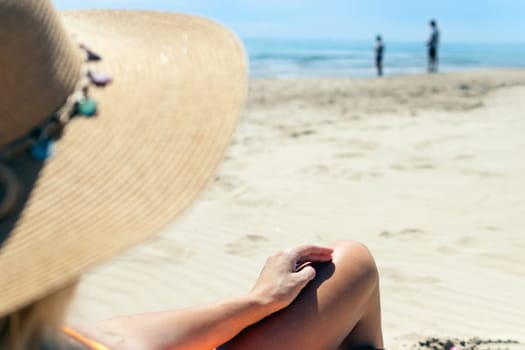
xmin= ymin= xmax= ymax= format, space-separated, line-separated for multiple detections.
xmin=85 ymin=48 xmax=102 ymax=61
xmin=80 ymin=43 xmax=102 ymax=61
xmin=28 ymin=127 xmax=44 ymax=139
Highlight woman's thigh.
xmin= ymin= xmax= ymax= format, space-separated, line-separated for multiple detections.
xmin=218 ymin=241 xmax=382 ymax=350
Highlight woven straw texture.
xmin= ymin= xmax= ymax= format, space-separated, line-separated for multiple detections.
xmin=0 ymin=6 xmax=247 ymax=316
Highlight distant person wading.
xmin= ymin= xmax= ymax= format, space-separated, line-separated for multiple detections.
xmin=427 ymin=19 xmax=440 ymax=73
xmin=375 ymin=35 xmax=385 ymax=77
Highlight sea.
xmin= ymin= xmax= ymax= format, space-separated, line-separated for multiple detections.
xmin=244 ymin=38 xmax=525 ymax=78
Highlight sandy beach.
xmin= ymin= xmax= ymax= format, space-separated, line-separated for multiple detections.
xmin=71 ymin=69 xmax=525 ymax=349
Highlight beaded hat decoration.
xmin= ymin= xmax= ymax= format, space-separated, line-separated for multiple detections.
xmin=0 ymin=44 xmax=111 ymax=220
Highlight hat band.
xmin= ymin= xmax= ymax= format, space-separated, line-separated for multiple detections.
xmin=0 ymin=164 xmax=21 ymax=219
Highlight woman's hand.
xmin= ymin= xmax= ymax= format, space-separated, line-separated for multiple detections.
xmin=249 ymin=244 xmax=333 ymax=313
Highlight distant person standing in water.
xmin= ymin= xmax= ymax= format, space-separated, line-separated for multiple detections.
xmin=375 ymin=35 xmax=385 ymax=76
xmin=427 ymin=19 xmax=440 ymax=73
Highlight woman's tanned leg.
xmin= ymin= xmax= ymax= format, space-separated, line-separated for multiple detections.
xmin=219 ymin=241 xmax=384 ymax=350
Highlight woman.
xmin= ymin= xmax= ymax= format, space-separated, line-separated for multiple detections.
xmin=0 ymin=1 xmax=384 ymax=349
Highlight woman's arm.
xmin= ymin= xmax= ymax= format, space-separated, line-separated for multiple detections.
xmin=84 ymin=244 xmax=333 ymax=350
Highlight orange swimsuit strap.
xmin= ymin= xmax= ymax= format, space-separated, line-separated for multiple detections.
xmin=63 ymin=327 xmax=110 ymax=350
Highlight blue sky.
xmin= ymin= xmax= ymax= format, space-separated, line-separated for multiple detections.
xmin=54 ymin=0 xmax=525 ymax=42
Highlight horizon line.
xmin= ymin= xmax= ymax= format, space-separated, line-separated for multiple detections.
xmin=241 ymin=37 xmax=525 ymax=45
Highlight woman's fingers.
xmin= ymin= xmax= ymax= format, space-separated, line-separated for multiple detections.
xmin=289 ymin=244 xmax=333 ymax=264
xmin=288 ymin=244 xmax=333 ymax=271
xmin=290 ymin=244 xmax=334 ymax=257
xmin=294 ymin=265 xmax=317 ymax=283
xmin=298 ymin=253 xmax=333 ymax=263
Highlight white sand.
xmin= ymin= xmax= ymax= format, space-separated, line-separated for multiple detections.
xmin=71 ymin=69 xmax=525 ymax=349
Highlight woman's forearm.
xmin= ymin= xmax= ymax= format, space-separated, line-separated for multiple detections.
xmin=98 ymin=293 xmax=277 ymax=350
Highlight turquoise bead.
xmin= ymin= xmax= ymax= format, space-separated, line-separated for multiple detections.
xmin=77 ymin=98 xmax=97 ymax=117
xmin=31 ymin=140 xmax=55 ymax=161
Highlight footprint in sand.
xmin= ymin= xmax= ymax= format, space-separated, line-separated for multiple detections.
xmin=462 ymin=168 xmax=503 ymax=178
xmin=334 ymin=152 xmax=364 ymax=159
xmin=480 ymin=226 xmax=500 ymax=232
xmin=300 ymin=164 xmax=331 ymax=177
xmin=132 ymin=237 xmax=193 ymax=263
xmin=225 ymin=234 xmax=271 ymax=256
xmin=436 ymin=245 xmax=459 ymax=256
xmin=370 ymin=124 xmax=392 ymax=131
xmin=341 ymin=170 xmax=383 ymax=181
xmin=415 ymin=135 xmax=464 ymax=149
xmin=455 ymin=154 xmax=474 ymax=161
xmin=390 ymin=156 xmax=435 ymax=171
xmin=342 ymin=114 xmax=361 ymax=121
xmin=345 ymin=139 xmax=378 ymax=151
xmin=457 ymin=235 xmax=478 ymax=247
xmin=382 ymin=268 xmax=440 ymax=284
xmin=213 ymin=174 xmax=245 ymax=193
xmin=380 ymin=228 xmax=425 ymax=239
xmin=409 ymin=156 xmax=435 ymax=169
xmin=290 ymin=129 xmax=315 ymax=138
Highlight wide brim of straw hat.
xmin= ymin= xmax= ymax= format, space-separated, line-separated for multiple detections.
xmin=0 ymin=9 xmax=247 ymax=316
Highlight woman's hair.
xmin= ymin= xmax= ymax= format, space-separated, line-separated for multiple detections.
xmin=0 ymin=282 xmax=79 ymax=350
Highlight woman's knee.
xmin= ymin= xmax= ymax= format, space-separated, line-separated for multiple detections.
xmin=330 ymin=240 xmax=379 ymax=288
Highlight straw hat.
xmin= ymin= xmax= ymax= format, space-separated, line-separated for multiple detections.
xmin=0 ymin=0 xmax=247 ymax=316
